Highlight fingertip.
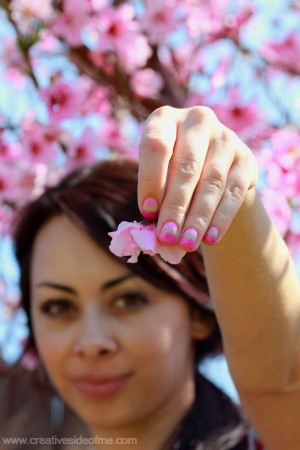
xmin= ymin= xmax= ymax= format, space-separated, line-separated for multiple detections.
xmin=202 ymin=226 xmax=219 ymax=245
xmin=159 ymin=221 xmax=178 ymax=245
xmin=179 ymin=227 xmax=198 ymax=251
xmin=142 ymin=198 xmax=159 ymax=220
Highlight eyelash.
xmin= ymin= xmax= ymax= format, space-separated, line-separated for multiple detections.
xmin=113 ymin=290 xmax=149 ymax=310
xmin=40 ymin=291 xmax=149 ymax=317
xmin=40 ymin=299 xmax=76 ymax=317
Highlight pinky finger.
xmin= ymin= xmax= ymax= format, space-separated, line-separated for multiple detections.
xmin=202 ymin=165 xmax=251 ymax=246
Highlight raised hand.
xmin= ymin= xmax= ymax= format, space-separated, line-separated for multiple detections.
xmin=138 ymin=106 xmax=258 ymax=251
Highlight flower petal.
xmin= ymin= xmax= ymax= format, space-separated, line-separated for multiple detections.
xmin=108 ymin=220 xmax=187 ymax=264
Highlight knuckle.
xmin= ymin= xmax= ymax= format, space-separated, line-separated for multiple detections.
xmin=219 ymin=127 xmax=237 ymax=143
xmin=155 ymin=105 xmax=174 ymax=116
xmin=165 ymin=202 xmax=186 ymax=217
xmin=227 ymin=181 xmax=245 ymax=203
xmin=139 ymin=135 xmax=170 ymax=156
xmin=202 ymin=170 xmax=226 ymax=195
xmin=187 ymin=106 xmax=218 ymax=124
xmin=192 ymin=212 xmax=211 ymax=229
xmin=147 ymin=106 xmax=174 ymax=121
xmin=176 ymin=157 xmax=200 ymax=180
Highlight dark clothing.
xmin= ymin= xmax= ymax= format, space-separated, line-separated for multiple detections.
xmin=169 ymin=372 xmax=263 ymax=450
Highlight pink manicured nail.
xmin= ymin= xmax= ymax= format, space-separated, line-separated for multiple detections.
xmin=142 ymin=198 xmax=158 ymax=219
xmin=159 ymin=221 xmax=178 ymax=244
xmin=180 ymin=228 xmax=198 ymax=250
xmin=203 ymin=226 xmax=219 ymax=245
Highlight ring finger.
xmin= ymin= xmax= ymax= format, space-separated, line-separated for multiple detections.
xmin=179 ymin=155 xmax=251 ymax=251
xmin=176 ymin=138 xmax=238 ymax=250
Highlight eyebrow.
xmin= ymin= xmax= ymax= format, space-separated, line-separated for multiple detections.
xmin=36 ymin=273 xmax=136 ymax=295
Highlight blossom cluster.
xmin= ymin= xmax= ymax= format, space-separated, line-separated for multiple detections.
xmin=0 ymin=0 xmax=300 ymax=363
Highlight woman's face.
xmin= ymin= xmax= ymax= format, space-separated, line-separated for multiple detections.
xmin=30 ymin=215 xmax=212 ymax=431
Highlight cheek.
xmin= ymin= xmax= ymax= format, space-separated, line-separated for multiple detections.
xmin=128 ymin=306 xmax=193 ymax=364
xmin=32 ymin=318 xmax=68 ymax=374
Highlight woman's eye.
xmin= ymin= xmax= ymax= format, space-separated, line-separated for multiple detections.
xmin=113 ymin=291 xmax=148 ymax=310
xmin=40 ymin=299 xmax=76 ymax=317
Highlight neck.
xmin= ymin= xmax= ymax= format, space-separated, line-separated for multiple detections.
xmin=89 ymin=374 xmax=196 ymax=450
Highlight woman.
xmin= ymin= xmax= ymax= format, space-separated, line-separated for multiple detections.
xmin=11 ymin=106 xmax=300 ymax=449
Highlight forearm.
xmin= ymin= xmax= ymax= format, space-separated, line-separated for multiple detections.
xmin=201 ymin=187 xmax=300 ymax=393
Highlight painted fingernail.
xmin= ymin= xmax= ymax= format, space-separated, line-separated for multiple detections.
xmin=180 ymin=228 xmax=198 ymax=250
xmin=159 ymin=221 xmax=178 ymax=244
xmin=203 ymin=226 xmax=219 ymax=245
xmin=142 ymin=198 xmax=158 ymax=219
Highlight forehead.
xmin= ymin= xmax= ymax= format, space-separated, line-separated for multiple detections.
xmin=30 ymin=215 xmax=130 ymax=287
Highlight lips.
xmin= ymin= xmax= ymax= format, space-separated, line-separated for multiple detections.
xmin=72 ymin=373 xmax=132 ymax=398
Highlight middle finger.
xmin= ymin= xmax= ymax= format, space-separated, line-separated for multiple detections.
xmin=157 ymin=110 xmax=211 ymax=244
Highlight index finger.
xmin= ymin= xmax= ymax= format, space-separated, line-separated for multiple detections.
xmin=138 ymin=106 xmax=178 ymax=220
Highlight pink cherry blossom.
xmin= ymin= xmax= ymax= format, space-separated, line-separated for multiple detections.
xmin=138 ymin=0 xmax=179 ymax=45
xmin=130 ymin=69 xmax=164 ymax=99
xmin=117 ymin=34 xmax=152 ymax=74
xmin=80 ymin=86 xmax=113 ymax=116
xmin=89 ymin=0 xmax=110 ymax=12
xmin=0 ymin=166 xmax=19 ymax=202
xmin=94 ymin=4 xmax=152 ymax=74
xmin=88 ymin=48 xmax=116 ymax=75
xmin=286 ymin=231 xmax=300 ymax=259
xmin=51 ymin=0 xmax=89 ymax=47
xmin=0 ymin=134 xmax=22 ymax=163
xmin=211 ymin=87 xmax=261 ymax=136
xmin=10 ymin=0 xmax=56 ymax=27
xmin=66 ymin=127 xmax=99 ymax=170
xmin=42 ymin=122 xmax=74 ymax=148
xmin=95 ymin=4 xmax=138 ymax=49
xmin=0 ymin=162 xmax=50 ymax=206
xmin=0 ymin=38 xmax=29 ymax=88
xmin=182 ymin=0 xmax=253 ymax=43
xmin=20 ymin=120 xmax=58 ymax=163
xmin=212 ymin=102 xmax=260 ymax=135
xmin=14 ymin=163 xmax=49 ymax=204
xmin=183 ymin=0 xmax=228 ymax=40
xmin=260 ymin=130 xmax=300 ymax=198
xmin=171 ymin=41 xmax=204 ymax=84
xmin=37 ymin=29 xmax=61 ymax=53
xmin=262 ymin=31 xmax=300 ymax=74
xmin=98 ymin=118 xmax=127 ymax=152
xmin=109 ymin=221 xmax=186 ymax=265
xmin=185 ymin=92 xmax=207 ymax=109
xmin=39 ymin=76 xmax=92 ymax=123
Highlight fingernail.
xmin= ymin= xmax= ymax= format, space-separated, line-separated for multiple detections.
xmin=159 ymin=221 xmax=178 ymax=244
xmin=180 ymin=228 xmax=198 ymax=250
xmin=203 ymin=226 xmax=219 ymax=245
xmin=142 ymin=198 xmax=158 ymax=219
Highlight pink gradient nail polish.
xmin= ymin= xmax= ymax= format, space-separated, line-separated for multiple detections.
xmin=142 ymin=198 xmax=158 ymax=219
xmin=159 ymin=221 xmax=178 ymax=244
xmin=180 ymin=228 xmax=198 ymax=250
xmin=203 ymin=226 xmax=219 ymax=244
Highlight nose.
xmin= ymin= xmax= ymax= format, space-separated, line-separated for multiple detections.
xmin=73 ymin=310 xmax=118 ymax=358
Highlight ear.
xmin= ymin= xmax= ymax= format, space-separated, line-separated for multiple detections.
xmin=190 ymin=308 xmax=216 ymax=341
